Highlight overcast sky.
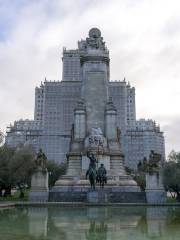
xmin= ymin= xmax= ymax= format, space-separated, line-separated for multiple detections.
xmin=0 ymin=0 xmax=180 ymax=155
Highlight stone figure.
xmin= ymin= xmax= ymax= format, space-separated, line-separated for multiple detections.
xmin=86 ymin=151 xmax=98 ymax=190
xmin=29 ymin=148 xmax=49 ymax=202
xmin=35 ymin=148 xmax=47 ymax=170
xmin=87 ymin=151 xmax=97 ymax=170
xmin=138 ymin=152 xmax=161 ymax=174
xmin=86 ymin=28 xmax=106 ymax=50
xmin=97 ymin=163 xmax=107 ymax=188
xmin=148 ymin=151 xmax=161 ymax=174
xmin=116 ymin=127 xmax=121 ymax=142
xmin=91 ymin=127 xmax=103 ymax=136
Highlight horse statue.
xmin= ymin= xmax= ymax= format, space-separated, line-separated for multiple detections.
xmin=86 ymin=151 xmax=97 ymax=190
xmin=96 ymin=163 xmax=107 ymax=188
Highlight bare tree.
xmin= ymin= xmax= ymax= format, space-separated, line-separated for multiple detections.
xmin=0 ymin=130 xmax=4 ymax=145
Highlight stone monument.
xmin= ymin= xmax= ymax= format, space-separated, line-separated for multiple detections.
xmin=146 ymin=171 xmax=166 ymax=203
xmin=29 ymin=149 xmax=49 ymax=202
xmin=49 ymin=28 xmax=145 ymax=203
xmin=144 ymin=151 xmax=166 ymax=203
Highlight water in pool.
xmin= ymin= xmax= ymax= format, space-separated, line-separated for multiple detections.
xmin=0 ymin=206 xmax=180 ymax=239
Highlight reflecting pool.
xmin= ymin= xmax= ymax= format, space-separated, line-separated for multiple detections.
xmin=0 ymin=206 xmax=180 ymax=239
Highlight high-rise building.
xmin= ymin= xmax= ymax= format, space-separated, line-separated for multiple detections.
xmin=6 ymin=119 xmax=42 ymax=150
xmin=6 ymin=28 xmax=165 ymax=169
xmin=124 ymin=119 xmax=165 ymax=169
xmin=34 ymin=83 xmax=44 ymax=121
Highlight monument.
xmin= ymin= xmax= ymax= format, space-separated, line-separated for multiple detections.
xmin=49 ymin=28 xmax=145 ymax=203
xmin=29 ymin=149 xmax=49 ymax=202
xmin=145 ymin=151 xmax=166 ymax=203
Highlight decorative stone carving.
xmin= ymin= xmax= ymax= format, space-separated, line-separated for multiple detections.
xmin=85 ymin=127 xmax=107 ymax=150
xmin=86 ymin=28 xmax=106 ymax=50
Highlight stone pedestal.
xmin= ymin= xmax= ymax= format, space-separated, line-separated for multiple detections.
xmin=29 ymin=168 xmax=49 ymax=202
xmin=145 ymin=172 xmax=166 ymax=204
xmin=49 ymin=185 xmax=146 ymax=203
xmin=66 ymin=152 xmax=82 ymax=176
xmin=87 ymin=190 xmax=108 ymax=203
xmin=110 ymin=152 xmax=125 ymax=175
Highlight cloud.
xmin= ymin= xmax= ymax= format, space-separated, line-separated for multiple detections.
xmin=162 ymin=116 xmax=180 ymax=155
xmin=0 ymin=0 xmax=180 ymax=156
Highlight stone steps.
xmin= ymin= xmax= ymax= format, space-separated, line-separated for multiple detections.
xmin=49 ymin=189 xmax=146 ymax=203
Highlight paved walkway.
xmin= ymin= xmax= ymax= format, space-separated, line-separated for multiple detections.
xmin=0 ymin=202 xmax=15 ymax=208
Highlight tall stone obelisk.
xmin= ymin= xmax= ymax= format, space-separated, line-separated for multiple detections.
xmin=81 ymin=28 xmax=109 ymax=133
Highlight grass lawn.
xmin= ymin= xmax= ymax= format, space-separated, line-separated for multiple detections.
xmin=0 ymin=189 xmax=29 ymax=202
xmin=166 ymin=196 xmax=177 ymax=203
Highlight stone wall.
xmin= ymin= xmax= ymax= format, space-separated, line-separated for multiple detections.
xmin=49 ymin=188 xmax=146 ymax=203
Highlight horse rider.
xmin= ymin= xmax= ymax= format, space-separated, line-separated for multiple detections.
xmin=87 ymin=151 xmax=97 ymax=170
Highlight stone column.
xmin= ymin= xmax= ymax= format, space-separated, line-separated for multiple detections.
xmin=74 ymin=99 xmax=86 ymax=140
xmin=105 ymin=98 xmax=125 ymax=175
xmin=66 ymin=100 xmax=86 ymax=176
xmin=105 ymin=97 xmax=117 ymax=140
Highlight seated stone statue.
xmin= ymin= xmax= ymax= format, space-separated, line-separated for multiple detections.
xmin=148 ymin=150 xmax=161 ymax=173
xmin=35 ymin=148 xmax=47 ymax=170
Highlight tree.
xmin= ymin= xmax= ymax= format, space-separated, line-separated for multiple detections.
xmin=0 ymin=130 xmax=4 ymax=145
xmin=163 ymin=150 xmax=180 ymax=201
xmin=10 ymin=147 xmax=36 ymax=198
xmin=125 ymin=165 xmax=146 ymax=191
xmin=0 ymin=145 xmax=35 ymax=197
xmin=168 ymin=150 xmax=180 ymax=163
xmin=0 ymin=146 xmax=15 ymax=196
xmin=134 ymin=172 xmax=146 ymax=191
xmin=47 ymin=161 xmax=67 ymax=187
xmin=0 ymin=145 xmax=67 ymax=197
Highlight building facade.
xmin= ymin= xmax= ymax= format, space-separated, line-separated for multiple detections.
xmin=6 ymin=28 xmax=165 ymax=169
xmin=124 ymin=119 xmax=165 ymax=169
xmin=6 ymin=119 xmax=42 ymax=150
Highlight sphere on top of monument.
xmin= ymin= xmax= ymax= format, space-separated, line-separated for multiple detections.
xmin=78 ymin=27 xmax=107 ymax=52
xmin=89 ymin=28 xmax=101 ymax=38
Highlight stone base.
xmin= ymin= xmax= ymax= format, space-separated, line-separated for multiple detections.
xmin=51 ymin=171 xmax=145 ymax=203
xmin=87 ymin=190 xmax=108 ymax=203
xmin=29 ymin=168 xmax=49 ymax=202
xmin=49 ymin=186 xmax=146 ymax=203
xmin=31 ymin=169 xmax=49 ymax=191
xmin=55 ymin=175 xmax=139 ymax=188
xmin=29 ymin=191 xmax=49 ymax=202
xmin=146 ymin=190 xmax=166 ymax=204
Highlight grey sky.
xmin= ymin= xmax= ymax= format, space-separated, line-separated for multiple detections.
xmin=0 ymin=0 xmax=180 ymax=155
